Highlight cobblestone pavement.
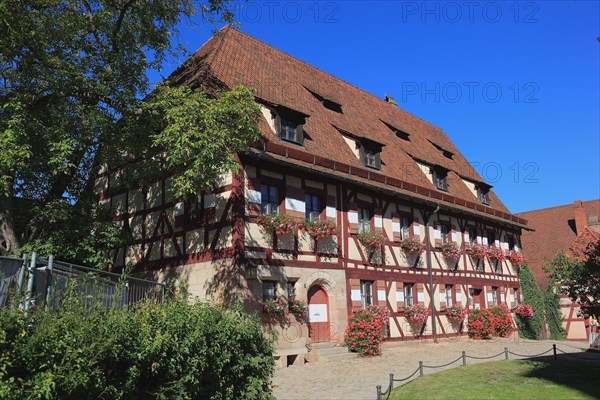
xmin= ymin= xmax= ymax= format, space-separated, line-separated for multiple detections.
xmin=272 ymin=338 xmax=596 ymax=400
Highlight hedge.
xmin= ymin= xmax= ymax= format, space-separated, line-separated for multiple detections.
xmin=0 ymin=297 xmax=274 ymax=400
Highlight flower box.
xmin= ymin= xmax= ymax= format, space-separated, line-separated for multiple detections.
xmin=300 ymin=219 xmax=337 ymax=240
xmin=400 ymin=237 xmax=424 ymax=253
xmin=440 ymin=242 xmax=462 ymax=261
xmin=257 ymin=212 xmax=298 ymax=236
xmin=467 ymin=243 xmax=488 ymax=260
xmin=508 ymin=250 xmax=524 ymax=267
xmin=489 ymin=246 xmax=506 ymax=262
xmin=358 ymin=229 xmax=387 ymax=253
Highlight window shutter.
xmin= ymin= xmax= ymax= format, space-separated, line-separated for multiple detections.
xmin=348 ymin=202 xmax=359 ymax=234
xmin=284 ymin=187 xmax=305 ymax=221
xmin=486 ymin=286 xmax=494 ymax=309
xmin=203 ymin=192 xmax=217 ymax=223
xmin=455 ymin=286 xmax=463 ymax=306
xmin=350 ymin=279 xmax=362 ymax=310
xmin=374 ymin=208 xmax=383 ymax=229
xmin=375 ymin=280 xmax=386 ymax=306
xmin=274 ymin=112 xmax=282 ymax=137
xmin=375 ymin=151 xmax=381 ymax=169
xmin=294 ymin=124 xmax=304 ymax=145
xmin=392 ymin=214 xmax=402 ymax=242
xmin=247 ymin=178 xmax=262 ymax=216
xmin=434 ymin=223 xmax=442 ymax=247
xmin=412 ymin=219 xmax=420 ymax=240
xmin=325 ymin=195 xmax=336 ymax=221
xmin=500 ymin=287 xmax=506 ymax=304
xmin=417 ymin=283 xmax=425 ymax=306
xmin=439 ymin=286 xmax=447 ymax=311
xmin=396 ymin=282 xmax=404 ymax=311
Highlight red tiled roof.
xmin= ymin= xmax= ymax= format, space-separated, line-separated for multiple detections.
xmin=516 ymin=200 xmax=600 ymax=289
xmin=171 ymin=27 xmax=527 ymax=226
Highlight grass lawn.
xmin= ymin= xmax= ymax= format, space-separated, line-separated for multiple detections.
xmin=389 ymin=359 xmax=600 ymax=400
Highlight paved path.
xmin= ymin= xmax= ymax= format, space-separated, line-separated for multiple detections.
xmin=273 ymin=338 xmax=596 ymax=400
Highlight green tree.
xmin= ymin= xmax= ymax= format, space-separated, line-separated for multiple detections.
xmin=0 ymin=1 xmax=260 ymax=263
xmin=547 ymin=241 xmax=600 ymax=320
xmin=516 ymin=263 xmax=545 ymax=339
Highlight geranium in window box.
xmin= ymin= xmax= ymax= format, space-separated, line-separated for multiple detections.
xmin=440 ymin=242 xmax=462 ymax=261
xmin=401 ymin=304 xmax=429 ymax=326
xmin=287 ymin=296 xmax=307 ymax=321
xmin=262 ymin=297 xmax=288 ymax=318
xmin=489 ymin=246 xmax=506 ymax=262
xmin=257 ymin=212 xmax=298 ymax=236
xmin=400 ymin=237 xmax=424 ymax=254
xmin=446 ymin=304 xmax=467 ymax=322
xmin=358 ymin=229 xmax=387 ymax=254
xmin=508 ymin=250 xmax=524 ymax=267
xmin=513 ymin=304 xmax=534 ymax=319
xmin=300 ymin=219 xmax=337 ymax=240
xmin=467 ymin=243 xmax=488 ymax=260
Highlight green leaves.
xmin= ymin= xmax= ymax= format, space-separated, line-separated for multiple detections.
xmin=142 ymin=84 xmax=261 ymax=198
xmin=0 ymin=297 xmax=274 ymax=399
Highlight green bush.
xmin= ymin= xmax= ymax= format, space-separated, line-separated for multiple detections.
xmin=516 ymin=264 xmax=545 ymax=339
xmin=0 ymin=297 xmax=274 ymax=400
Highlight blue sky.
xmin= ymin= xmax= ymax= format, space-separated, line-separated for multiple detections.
xmin=149 ymin=0 xmax=599 ymax=214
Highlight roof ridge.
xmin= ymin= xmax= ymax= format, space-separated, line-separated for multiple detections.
xmin=225 ymin=27 xmax=445 ymax=132
xmin=515 ymin=198 xmax=600 ymax=215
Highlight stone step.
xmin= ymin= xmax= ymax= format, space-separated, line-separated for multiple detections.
xmin=319 ymin=351 xmax=357 ymax=363
xmin=312 ymin=341 xmax=337 ymax=349
xmin=316 ymin=346 xmax=351 ymax=356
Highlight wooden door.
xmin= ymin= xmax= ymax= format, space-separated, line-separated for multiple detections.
xmin=308 ymin=285 xmax=330 ymax=342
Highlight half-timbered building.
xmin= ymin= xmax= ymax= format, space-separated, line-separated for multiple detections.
xmin=97 ymin=27 xmax=529 ymax=366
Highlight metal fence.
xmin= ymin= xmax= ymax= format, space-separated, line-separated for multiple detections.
xmin=1 ymin=252 xmax=165 ymax=313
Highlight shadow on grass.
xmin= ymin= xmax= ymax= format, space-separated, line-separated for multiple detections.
xmin=524 ymin=353 xmax=600 ymax=399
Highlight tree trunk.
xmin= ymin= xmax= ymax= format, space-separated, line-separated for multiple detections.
xmin=0 ymin=196 xmax=20 ymax=256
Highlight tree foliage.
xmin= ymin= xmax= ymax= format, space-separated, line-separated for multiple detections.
xmin=547 ymin=241 xmax=600 ymax=320
xmin=0 ymin=0 xmax=259 ymax=263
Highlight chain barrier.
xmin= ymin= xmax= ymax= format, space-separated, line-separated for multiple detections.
xmin=465 ymin=350 xmax=505 ymax=360
xmin=375 ymin=344 xmax=600 ymax=400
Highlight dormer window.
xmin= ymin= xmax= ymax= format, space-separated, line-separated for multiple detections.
xmin=429 ymin=141 xmax=454 ymax=160
xmin=360 ymin=142 xmax=382 ymax=170
xmin=305 ymin=87 xmax=343 ymax=114
xmin=381 ymin=120 xmax=410 ymax=141
xmin=477 ymin=184 xmax=491 ymax=205
xmin=270 ymin=105 xmax=307 ymax=146
xmin=433 ymin=167 xmax=448 ymax=191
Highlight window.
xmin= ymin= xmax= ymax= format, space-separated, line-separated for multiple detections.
xmin=468 ymin=288 xmax=475 ymax=308
xmin=360 ymin=280 xmax=374 ymax=308
xmin=306 ymin=87 xmax=343 ymax=114
xmin=273 ymin=106 xmax=305 ymax=145
xmin=513 ymin=288 xmax=520 ymax=305
xmin=287 ymin=281 xmax=296 ymax=298
xmin=358 ymin=207 xmax=371 ymax=234
xmin=362 ymin=147 xmax=380 ymax=169
xmin=404 ymin=283 xmax=414 ymax=307
xmin=305 ymin=194 xmax=320 ymax=220
xmin=429 ymin=140 xmax=454 ymax=160
xmin=261 ymin=184 xmax=279 ymax=214
xmin=381 ymin=120 xmax=410 ymax=142
xmin=508 ymin=236 xmax=515 ymax=251
xmin=359 ymin=142 xmax=382 ymax=170
xmin=469 ymin=226 xmax=478 ymax=244
xmin=280 ymin=118 xmax=299 ymax=142
xmin=492 ymin=287 xmax=498 ymax=307
xmin=441 ymin=223 xmax=450 ymax=244
xmin=433 ymin=168 xmax=448 ymax=191
xmin=445 ymin=285 xmax=453 ymax=307
xmin=487 ymin=232 xmax=496 ymax=248
xmin=479 ymin=186 xmax=490 ymax=205
xmin=262 ymin=281 xmax=276 ymax=302
xmin=400 ymin=216 xmax=410 ymax=240
xmin=495 ymin=260 xmax=503 ymax=274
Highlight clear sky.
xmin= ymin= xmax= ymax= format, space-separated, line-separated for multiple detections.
xmin=148 ymin=0 xmax=600 ymax=214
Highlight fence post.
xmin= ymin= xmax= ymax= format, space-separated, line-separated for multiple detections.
xmin=389 ymin=373 xmax=394 ymax=392
xmin=376 ymin=385 xmax=382 ymax=400
xmin=462 ymin=351 xmax=466 ymax=366
xmin=44 ymin=255 xmax=54 ymax=311
xmin=419 ymin=361 xmax=424 ymax=377
xmin=24 ymin=252 xmax=37 ymax=316
xmin=17 ymin=254 xmax=28 ymax=296
xmin=553 ymin=344 xmax=557 ymax=360
xmin=504 ymin=347 xmax=509 ymax=360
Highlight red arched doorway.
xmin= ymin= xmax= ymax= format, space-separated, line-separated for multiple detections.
xmin=308 ymin=285 xmax=330 ymax=342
